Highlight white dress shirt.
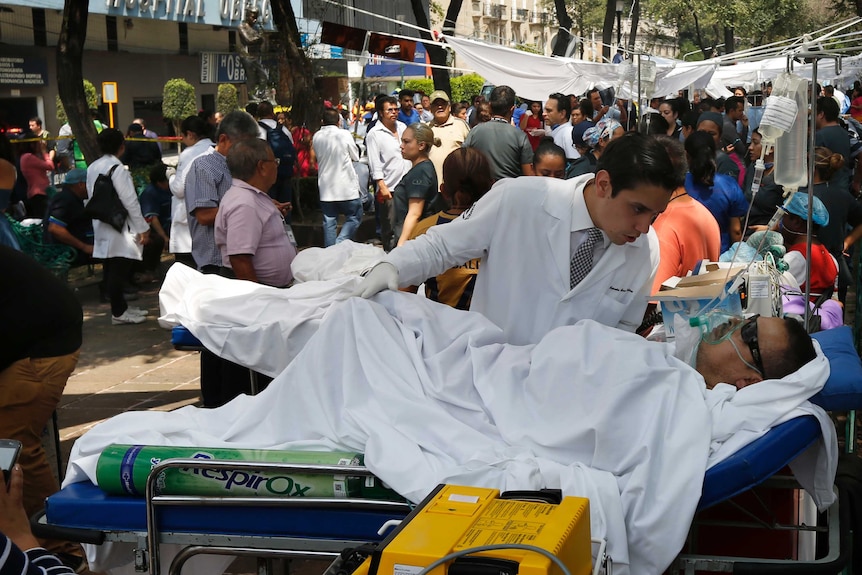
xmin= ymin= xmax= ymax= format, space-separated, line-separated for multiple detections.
xmin=313 ymin=125 xmax=360 ymax=202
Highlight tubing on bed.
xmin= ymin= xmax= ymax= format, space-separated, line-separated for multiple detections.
xmin=95 ymin=444 xmax=402 ymax=500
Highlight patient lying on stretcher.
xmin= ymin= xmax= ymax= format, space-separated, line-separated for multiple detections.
xmin=67 ymin=287 xmax=836 ymax=575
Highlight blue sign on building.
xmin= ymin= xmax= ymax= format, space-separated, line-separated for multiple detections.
xmin=364 ymin=42 xmax=428 ymax=78
xmin=200 ymin=52 xmax=247 ymax=84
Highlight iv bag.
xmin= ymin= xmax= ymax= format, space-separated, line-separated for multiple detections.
xmin=773 ymin=73 xmax=808 ymax=192
xmin=759 ymin=74 xmax=801 ymax=143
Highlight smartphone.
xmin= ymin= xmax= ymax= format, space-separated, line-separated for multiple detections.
xmin=0 ymin=439 xmax=22 ymax=484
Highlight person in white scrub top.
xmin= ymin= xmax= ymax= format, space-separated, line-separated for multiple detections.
xmin=353 ymin=132 xmax=684 ymax=345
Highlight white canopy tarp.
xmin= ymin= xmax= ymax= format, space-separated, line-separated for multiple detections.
xmin=443 ymin=35 xmax=717 ymax=101
xmin=443 ymin=35 xmax=862 ymax=101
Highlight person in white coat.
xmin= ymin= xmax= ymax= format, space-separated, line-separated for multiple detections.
xmin=169 ymin=116 xmax=214 ymax=268
xmin=86 ymin=128 xmax=151 ymax=325
xmin=354 ymin=132 xmax=684 ymax=344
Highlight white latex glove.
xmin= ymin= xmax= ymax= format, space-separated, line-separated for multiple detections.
xmin=351 ymin=262 xmax=399 ymax=298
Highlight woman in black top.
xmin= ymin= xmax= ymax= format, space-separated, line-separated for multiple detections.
xmin=394 ymin=123 xmax=441 ymax=247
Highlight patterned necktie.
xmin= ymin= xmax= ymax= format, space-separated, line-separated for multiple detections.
xmin=570 ymin=227 xmax=603 ymax=289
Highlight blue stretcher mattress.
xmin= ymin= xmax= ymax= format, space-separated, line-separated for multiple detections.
xmin=45 ymin=481 xmax=407 ymax=541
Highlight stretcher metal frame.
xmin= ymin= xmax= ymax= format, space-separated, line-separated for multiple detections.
xmin=33 ymin=460 xmax=414 ymax=575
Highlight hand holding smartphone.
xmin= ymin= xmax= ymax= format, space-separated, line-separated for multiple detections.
xmin=0 ymin=439 xmax=22 ymax=485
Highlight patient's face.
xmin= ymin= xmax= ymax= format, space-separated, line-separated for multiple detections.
xmin=695 ymin=317 xmax=787 ymax=389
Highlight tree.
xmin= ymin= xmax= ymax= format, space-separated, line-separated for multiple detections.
xmin=162 ymin=78 xmax=197 ymax=139
xmin=57 ymin=0 xmax=99 ymax=165
xmin=408 ymin=0 xmax=452 ymax=94
xmin=551 ymin=0 xmax=575 ymax=56
xmin=270 ymin=0 xmax=321 ymax=131
xmin=56 ymin=79 xmax=97 ymax=124
xmin=451 ymin=73 xmax=485 ymax=103
xmin=217 ymin=84 xmax=239 ymax=116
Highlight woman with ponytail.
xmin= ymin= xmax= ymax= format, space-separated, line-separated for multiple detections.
xmin=404 ymin=148 xmax=493 ymax=310
xmin=683 ymin=131 xmax=749 ymax=253
xmin=394 ymin=123 xmax=442 ymax=247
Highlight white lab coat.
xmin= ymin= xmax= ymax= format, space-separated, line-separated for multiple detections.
xmin=385 ymin=174 xmax=659 ymax=344
xmin=86 ymin=155 xmax=149 ymax=260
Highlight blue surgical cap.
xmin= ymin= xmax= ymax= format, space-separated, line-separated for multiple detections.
xmin=783 ymin=191 xmax=829 ymax=226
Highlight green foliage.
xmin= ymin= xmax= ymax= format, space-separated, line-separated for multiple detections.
xmin=56 ymin=79 xmax=98 ymax=124
xmin=514 ymin=44 xmax=543 ymax=54
xmin=642 ymin=0 xmax=839 ymax=56
xmin=451 ymin=74 xmax=485 ymax=103
xmin=217 ymin=84 xmax=238 ymax=115
xmin=404 ymin=79 xmax=434 ymax=95
xmin=162 ymin=78 xmax=197 ymax=121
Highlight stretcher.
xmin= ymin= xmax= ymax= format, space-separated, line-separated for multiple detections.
xmin=33 ymin=327 xmax=862 ymax=575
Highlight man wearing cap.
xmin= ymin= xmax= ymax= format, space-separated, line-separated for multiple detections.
xmin=43 ymin=168 xmax=94 ymax=266
xmin=428 ymin=90 xmax=471 ymax=189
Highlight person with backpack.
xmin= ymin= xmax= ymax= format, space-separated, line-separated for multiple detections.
xmin=256 ymin=101 xmax=296 ymax=205
xmin=85 ymin=128 xmax=151 ymax=325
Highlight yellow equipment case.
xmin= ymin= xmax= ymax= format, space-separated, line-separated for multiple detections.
xmin=346 ymin=484 xmax=592 ymax=575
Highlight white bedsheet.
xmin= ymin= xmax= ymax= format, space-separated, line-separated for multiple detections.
xmin=68 ymin=282 xmax=835 ymax=575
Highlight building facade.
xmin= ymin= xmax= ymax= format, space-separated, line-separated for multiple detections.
xmin=0 ymin=0 xmax=427 ymax=135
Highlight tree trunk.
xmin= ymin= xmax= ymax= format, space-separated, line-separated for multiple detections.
xmin=627 ymin=0 xmax=639 ymax=54
xmin=551 ymin=0 xmax=573 ymax=56
xmin=687 ymin=0 xmax=707 ymax=58
xmin=57 ymin=0 xmax=99 ymax=165
xmin=270 ymin=0 xmax=321 ymax=130
xmin=601 ymin=0 xmax=615 ymax=62
xmin=409 ymin=0 xmax=451 ymax=94
xmin=723 ymin=25 xmax=734 ymax=55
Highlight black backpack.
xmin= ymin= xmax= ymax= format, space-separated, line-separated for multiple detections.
xmin=259 ymin=122 xmax=295 ymax=177
xmin=83 ymin=165 xmax=128 ymax=232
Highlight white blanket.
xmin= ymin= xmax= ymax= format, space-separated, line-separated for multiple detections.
xmin=68 ymin=283 xmax=835 ymax=575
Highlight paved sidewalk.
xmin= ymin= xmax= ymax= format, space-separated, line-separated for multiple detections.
xmin=57 ymin=262 xmax=202 ymax=470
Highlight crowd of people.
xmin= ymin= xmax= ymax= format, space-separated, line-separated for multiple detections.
xmin=2 ymin=76 xmax=862 ymax=572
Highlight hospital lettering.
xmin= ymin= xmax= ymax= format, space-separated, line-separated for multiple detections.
xmin=106 ymin=0 xmax=206 ymax=19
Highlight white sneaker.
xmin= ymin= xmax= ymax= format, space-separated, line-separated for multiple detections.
xmin=112 ymin=310 xmax=146 ymax=325
xmin=126 ymin=306 xmax=150 ymax=316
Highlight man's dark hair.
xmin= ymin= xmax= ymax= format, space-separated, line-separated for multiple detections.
xmin=149 ymin=163 xmax=168 ymax=185
xmin=681 ymin=110 xmax=700 ymax=131
xmin=399 ymin=89 xmax=415 ymax=100
xmin=578 ymin=98 xmax=594 ymax=118
xmin=817 ymin=96 xmax=840 ymax=122
xmin=181 ymin=115 xmax=210 ymax=137
xmin=597 ymin=133 xmax=682 ymax=197
xmin=29 ymin=117 xmax=43 ymax=127
xmin=653 ymin=135 xmax=688 ymax=177
xmin=257 ymin=101 xmax=274 ymax=118
xmin=823 ymin=85 xmax=835 ymax=97
xmin=488 ymin=85 xmax=516 ymax=116
xmin=97 ymin=128 xmax=125 ymax=156
xmin=322 ymin=108 xmax=341 ymax=126
xmin=245 ymin=102 xmax=259 ymax=117
xmin=646 ymin=113 xmax=669 ymax=135
xmin=763 ymin=318 xmax=817 ymax=380
xmin=725 ymin=96 xmax=744 ymax=115
xmin=547 ymin=93 xmax=571 ymax=121
xmin=376 ymin=95 xmax=397 ymax=114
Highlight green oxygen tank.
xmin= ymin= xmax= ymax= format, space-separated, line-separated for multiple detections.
xmin=95 ymin=444 xmax=403 ymax=500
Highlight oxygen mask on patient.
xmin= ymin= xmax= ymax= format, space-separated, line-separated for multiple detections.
xmin=672 ymin=310 xmax=762 ymax=377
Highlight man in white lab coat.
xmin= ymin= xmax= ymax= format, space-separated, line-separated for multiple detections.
xmin=354 ymin=132 xmax=683 ymax=344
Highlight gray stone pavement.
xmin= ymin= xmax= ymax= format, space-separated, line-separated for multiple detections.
xmin=57 ymin=261 xmax=202 ymax=471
